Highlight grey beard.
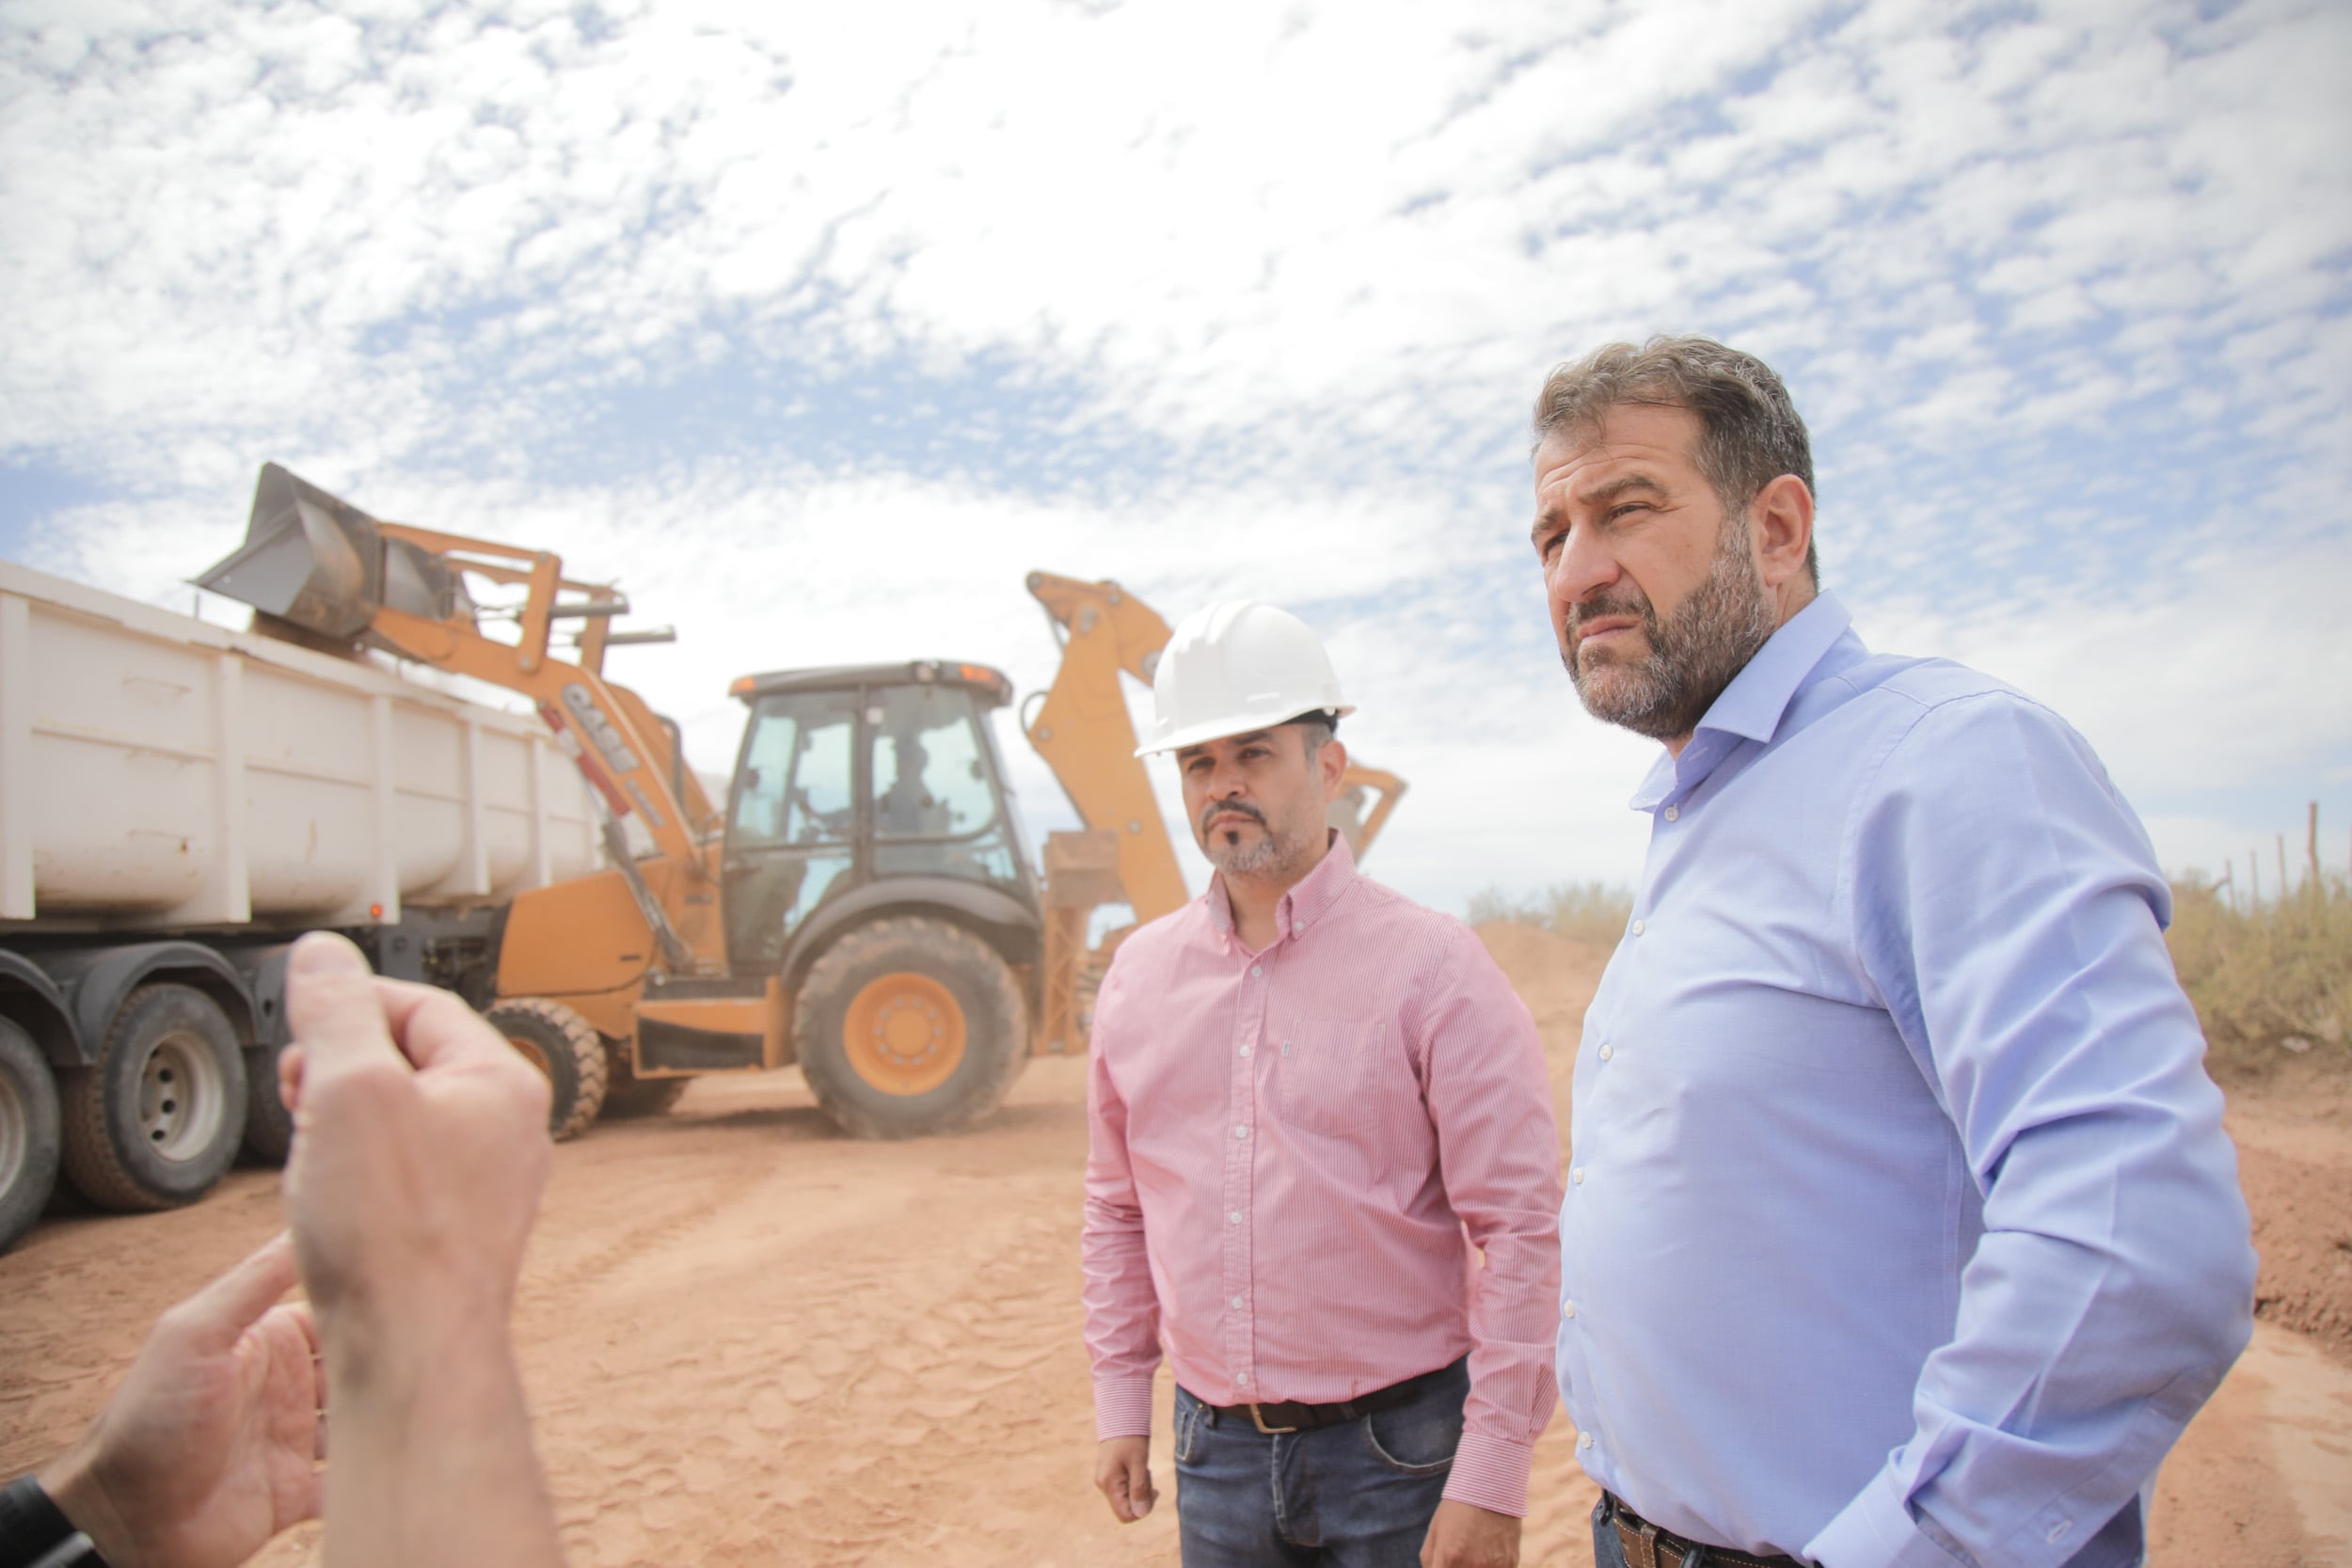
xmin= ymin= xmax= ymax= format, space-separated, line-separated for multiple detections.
xmin=1207 ymin=817 xmax=1315 ymax=879
xmin=1566 ymin=518 xmax=1778 ymax=742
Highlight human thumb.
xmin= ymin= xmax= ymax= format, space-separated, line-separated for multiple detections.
xmin=1130 ymin=1457 xmax=1154 ymax=1517
xmin=285 ymin=931 xmax=400 ymax=1085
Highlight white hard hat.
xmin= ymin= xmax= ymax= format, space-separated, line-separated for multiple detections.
xmin=1136 ymin=600 xmax=1355 ymax=756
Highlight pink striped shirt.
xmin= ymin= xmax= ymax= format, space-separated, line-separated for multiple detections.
xmin=1081 ymin=837 xmax=1562 ymax=1517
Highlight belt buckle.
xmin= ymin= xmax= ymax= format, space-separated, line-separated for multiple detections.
xmin=1248 ymin=1402 xmax=1298 ymax=1435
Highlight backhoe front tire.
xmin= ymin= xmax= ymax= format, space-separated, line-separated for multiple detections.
xmin=795 ymin=916 xmax=1026 ymax=1140
xmin=486 ymin=999 xmax=608 ymax=1142
xmin=59 ymin=985 xmax=247 ymax=1212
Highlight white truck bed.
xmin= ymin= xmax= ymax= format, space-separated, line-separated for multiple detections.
xmin=0 ymin=560 xmax=597 ymax=929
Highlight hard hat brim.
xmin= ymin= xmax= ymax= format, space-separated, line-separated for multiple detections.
xmin=1135 ymin=704 xmax=1356 ymax=758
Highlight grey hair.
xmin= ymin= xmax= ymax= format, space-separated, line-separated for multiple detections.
xmin=1532 ymin=335 xmax=1820 ymax=584
xmin=1291 ymin=713 xmax=1336 ymax=758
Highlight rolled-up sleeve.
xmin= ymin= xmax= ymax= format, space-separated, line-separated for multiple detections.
xmin=1420 ymin=926 xmax=1564 ymax=1517
xmin=1808 ymin=692 xmax=2257 ymax=1568
xmin=1080 ymin=958 xmax=1160 ymax=1440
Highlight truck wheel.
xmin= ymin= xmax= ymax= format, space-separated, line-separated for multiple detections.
xmin=60 ymin=985 xmax=248 ymax=1212
xmin=240 ymin=1045 xmax=295 ymax=1165
xmin=599 ymin=1050 xmax=690 ymax=1120
xmin=0 ymin=1020 xmax=62 ymax=1255
xmin=794 ymin=916 xmax=1026 ymax=1139
xmin=486 ymin=999 xmax=607 ymax=1142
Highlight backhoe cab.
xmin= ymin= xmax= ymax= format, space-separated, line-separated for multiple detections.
xmin=198 ymin=466 xmax=1041 ymax=1140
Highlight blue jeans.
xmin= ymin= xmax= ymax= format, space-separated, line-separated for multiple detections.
xmin=1172 ymin=1358 xmax=1469 ymax=1567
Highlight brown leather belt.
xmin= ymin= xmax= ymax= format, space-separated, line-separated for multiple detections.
xmin=1195 ymin=1358 xmax=1462 ymax=1436
xmin=1603 ymin=1492 xmax=1802 ymax=1568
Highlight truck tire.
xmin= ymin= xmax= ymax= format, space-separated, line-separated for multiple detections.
xmin=241 ymin=1045 xmax=295 ymax=1165
xmin=0 ymin=1019 xmax=62 ymax=1255
xmin=599 ymin=1048 xmax=690 ymax=1120
xmin=486 ymin=999 xmax=607 ymax=1142
xmin=794 ymin=916 xmax=1026 ymax=1140
xmin=59 ymin=984 xmax=248 ymax=1212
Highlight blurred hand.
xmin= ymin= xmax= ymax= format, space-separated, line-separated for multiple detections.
xmin=40 ymin=1234 xmax=324 ymax=1568
xmin=1095 ymin=1435 xmax=1155 ymax=1523
xmin=278 ymin=931 xmax=565 ymax=1568
xmin=1421 ymin=1498 xmax=1520 ymax=1568
xmin=278 ymin=932 xmax=551 ymax=1332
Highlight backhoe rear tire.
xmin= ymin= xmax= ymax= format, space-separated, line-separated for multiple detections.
xmin=0 ymin=1020 xmax=61 ymax=1255
xmin=794 ymin=916 xmax=1026 ymax=1140
xmin=59 ymin=984 xmax=247 ymax=1212
xmin=486 ymin=999 xmax=607 ymax=1142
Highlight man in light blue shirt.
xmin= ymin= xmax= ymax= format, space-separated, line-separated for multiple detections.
xmin=1526 ymin=337 xmax=2256 ymax=1568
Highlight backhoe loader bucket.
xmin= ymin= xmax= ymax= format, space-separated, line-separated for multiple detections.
xmin=196 ymin=463 xmax=469 ymax=638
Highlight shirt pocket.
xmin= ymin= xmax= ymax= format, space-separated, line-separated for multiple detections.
xmin=1274 ymin=1016 xmax=1393 ymax=1140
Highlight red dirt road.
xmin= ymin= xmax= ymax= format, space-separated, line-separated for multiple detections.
xmin=2 ymin=923 xmax=2346 ymax=1565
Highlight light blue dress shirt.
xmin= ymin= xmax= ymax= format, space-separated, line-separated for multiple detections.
xmin=1557 ymin=593 xmax=2255 ymax=1568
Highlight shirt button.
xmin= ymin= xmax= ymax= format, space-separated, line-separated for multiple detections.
xmin=1570 ymin=1166 xmax=1585 ymax=1185
xmin=2046 ymin=1522 xmax=2072 ymax=1544
xmin=1233 ymin=1125 xmax=1249 ymax=1139
xmin=1663 ymin=804 xmax=1678 ymax=821
xmin=1236 ymin=1371 xmax=1250 ymax=1386
xmin=1230 ymin=1211 xmax=1242 ymax=1225
xmin=1562 ymin=1299 xmax=1576 ymax=1320
xmin=1629 ymin=918 xmax=1645 ymax=936
xmin=1231 ymin=1294 xmax=1245 ymax=1308
xmin=1239 ymin=1043 xmax=1253 ymax=1057
xmin=1577 ymin=1432 xmax=1594 ymax=1451
xmin=1250 ymin=964 xmax=1262 ymax=976
xmin=1597 ymin=1043 xmax=1613 ymax=1062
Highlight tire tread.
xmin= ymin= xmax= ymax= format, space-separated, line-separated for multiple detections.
xmin=485 ymin=998 xmax=608 ymax=1142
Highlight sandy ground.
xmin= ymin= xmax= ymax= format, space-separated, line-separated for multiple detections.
xmin=3 ymin=923 xmax=2348 ymax=1566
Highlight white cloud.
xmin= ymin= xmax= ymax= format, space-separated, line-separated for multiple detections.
xmin=5 ymin=0 xmax=2349 ymax=912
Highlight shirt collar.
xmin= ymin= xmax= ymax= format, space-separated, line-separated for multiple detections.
xmin=1206 ymin=831 xmax=1358 ymax=946
xmin=1629 ymin=591 xmax=1855 ymax=811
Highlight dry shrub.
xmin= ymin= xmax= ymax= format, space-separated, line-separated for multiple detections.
xmin=1470 ymin=874 xmax=2351 ymax=1076
xmin=1466 ymin=880 xmax=1635 ymax=949
xmin=2166 ymin=873 xmax=2351 ymax=1073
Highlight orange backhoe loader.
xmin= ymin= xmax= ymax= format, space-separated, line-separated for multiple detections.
xmin=193 ymin=466 xmax=1406 ymax=1140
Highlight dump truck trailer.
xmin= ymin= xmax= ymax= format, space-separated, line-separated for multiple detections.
xmin=0 ymin=558 xmax=600 ymax=1251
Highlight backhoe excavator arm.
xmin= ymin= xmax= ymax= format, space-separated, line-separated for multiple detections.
xmin=1022 ymin=572 xmax=1190 ymax=925
xmin=197 ymin=465 xmax=718 ymax=972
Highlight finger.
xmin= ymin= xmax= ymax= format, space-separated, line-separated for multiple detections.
xmin=284 ymin=933 xmax=405 ymax=1088
xmin=1125 ymin=1455 xmax=1154 ymax=1518
xmin=368 ymin=976 xmax=524 ymax=1076
xmin=278 ymin=1045 xmax=304 ymax=1113
xmin=164 ymin=1232 xmax=301 ymax=1354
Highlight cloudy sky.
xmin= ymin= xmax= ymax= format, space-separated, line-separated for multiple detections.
xmin=5 ymin=0 xmax=2347 ymax=918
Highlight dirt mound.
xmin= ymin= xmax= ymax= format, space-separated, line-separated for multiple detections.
xmin=2225 ymin=1057 xmax=2352 ymax=1370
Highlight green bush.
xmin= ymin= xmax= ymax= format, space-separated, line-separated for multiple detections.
xmin=1465 ymin=880 xmax=1636 ymax=949
xmin=2166 ymin=873 xmax=2351 ymax=1071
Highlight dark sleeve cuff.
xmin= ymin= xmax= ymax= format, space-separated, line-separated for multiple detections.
xmin=0 ymin=1475 xmax=106 ymax=1568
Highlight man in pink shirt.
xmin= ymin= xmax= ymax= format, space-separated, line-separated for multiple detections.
xmin=1083 ymin=601 xmax=1564 ymax=1568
